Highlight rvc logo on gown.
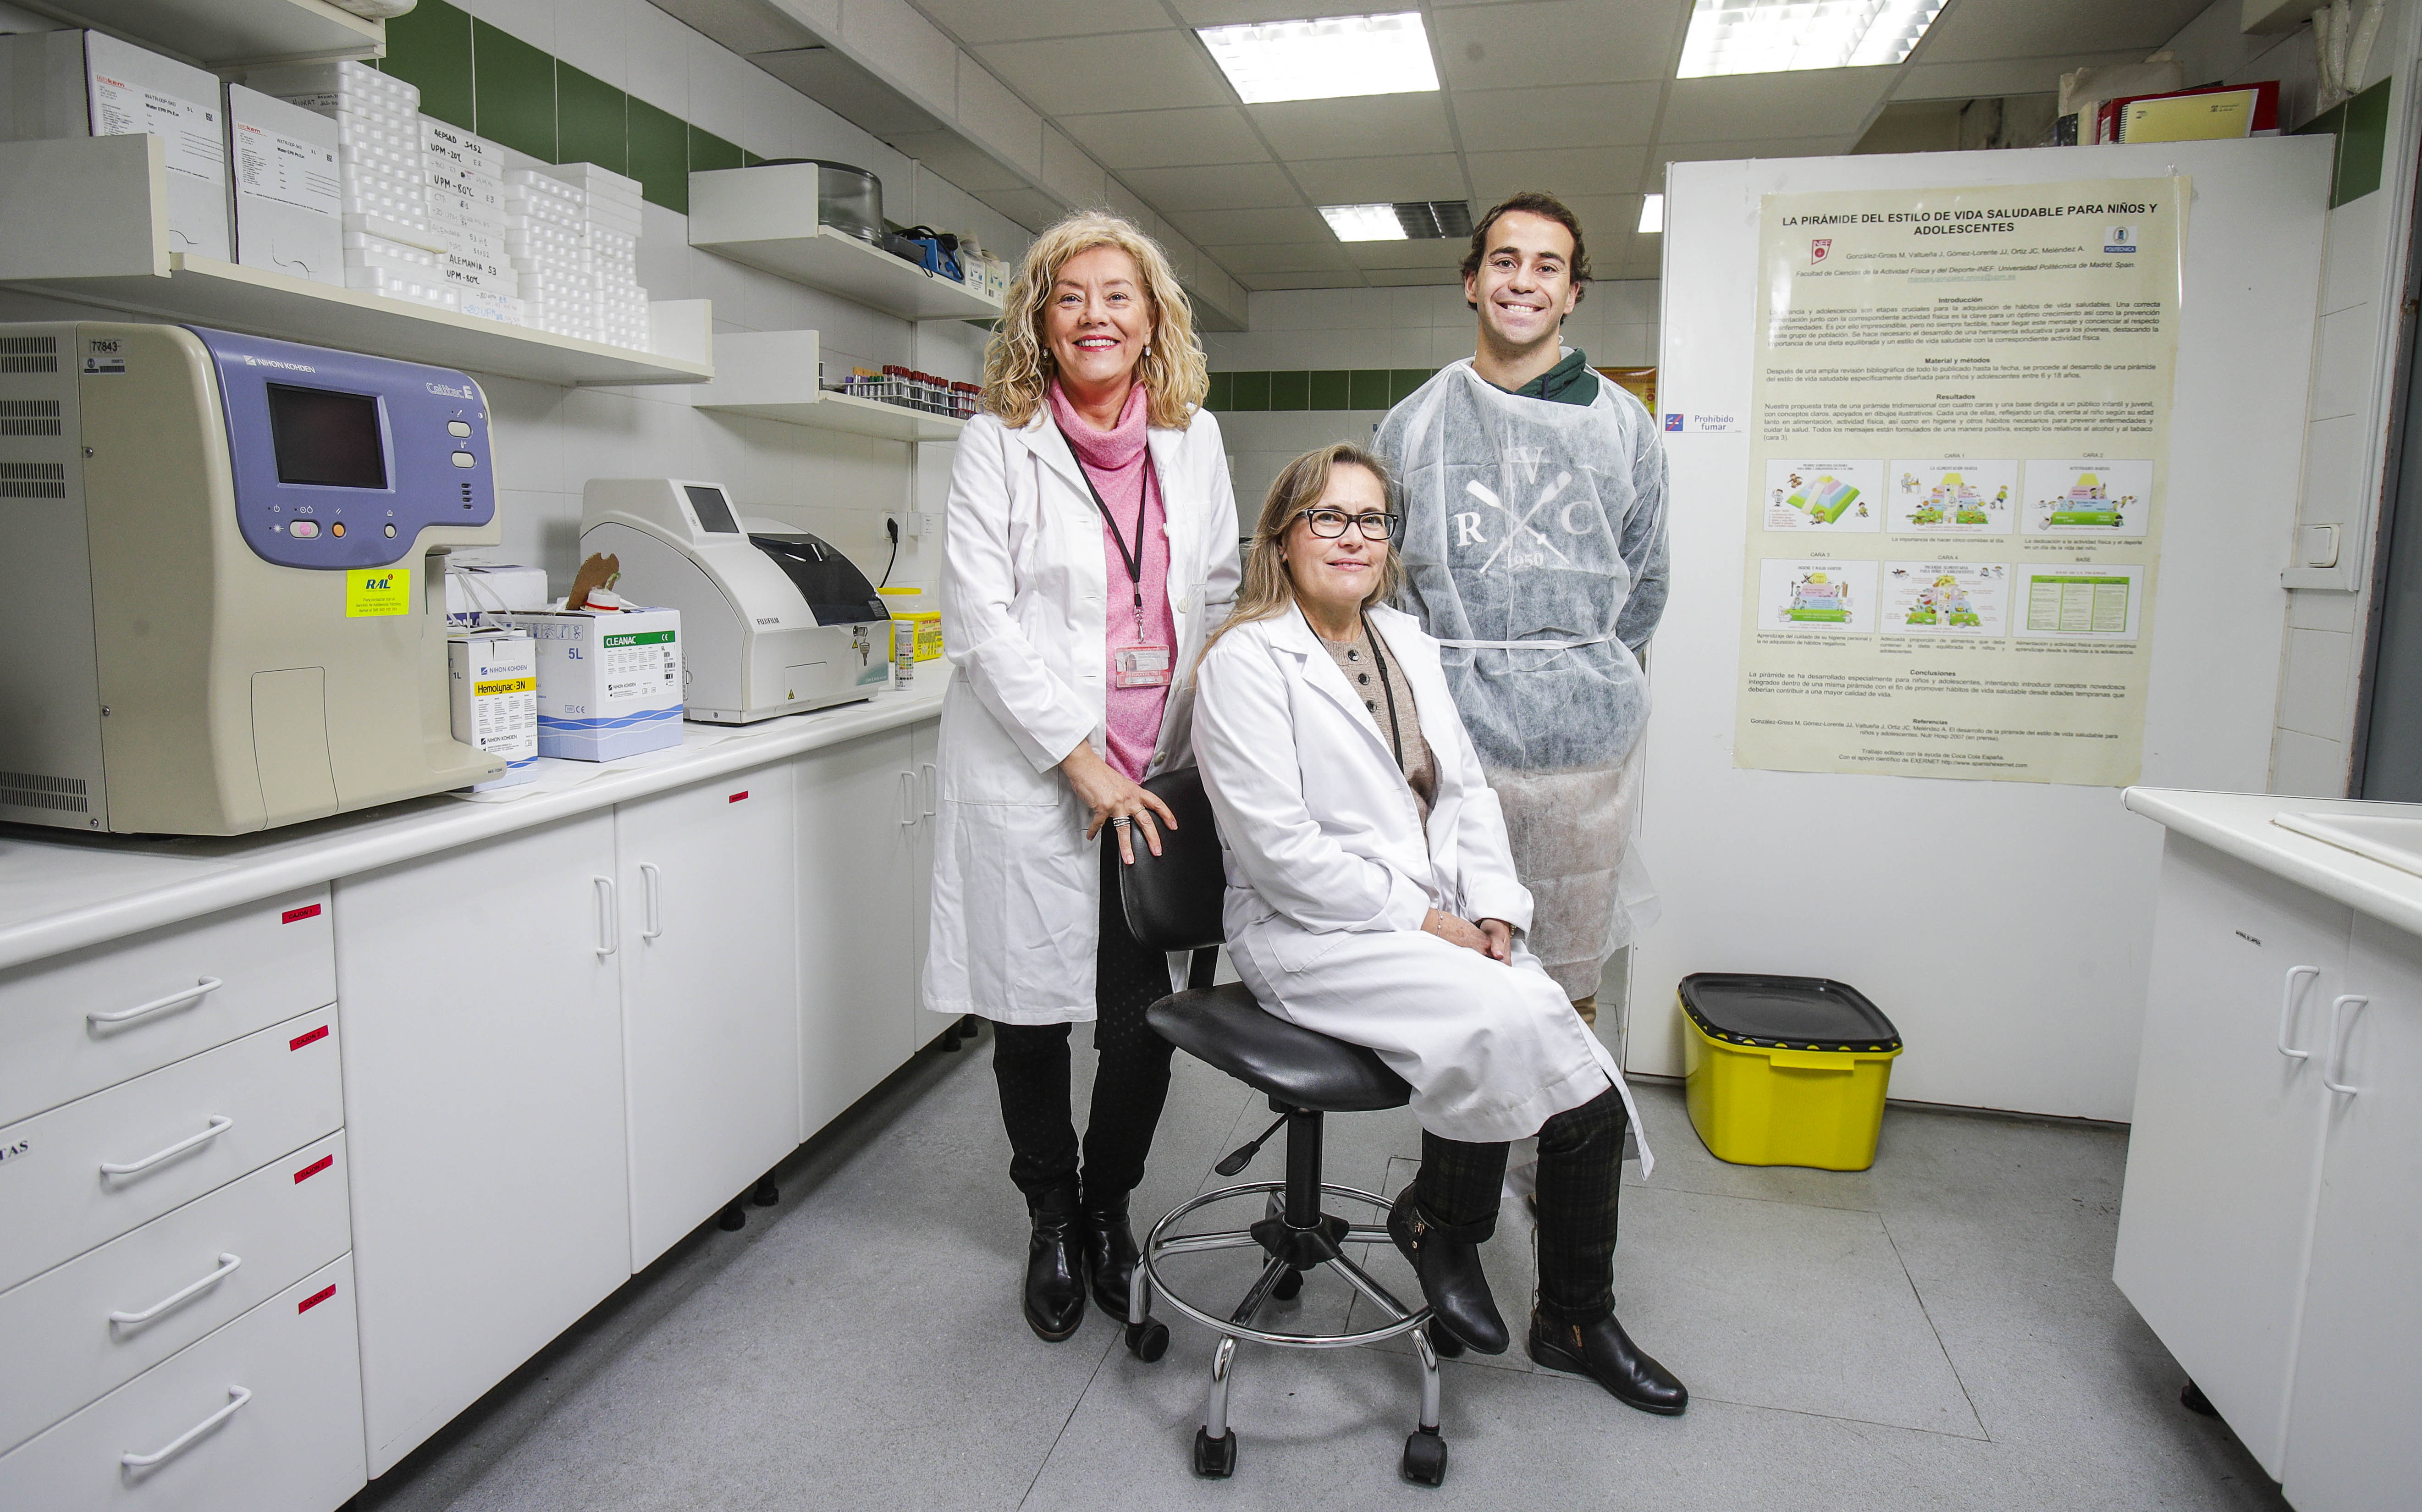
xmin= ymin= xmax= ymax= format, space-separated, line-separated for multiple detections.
xmin=1450 ymin=446 xmax=1597 ymax=573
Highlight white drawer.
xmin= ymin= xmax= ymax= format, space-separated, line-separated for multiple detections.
xmin=0 ymin=1007 xmax=342 ymax=1292
xmin=0 ymin=887 xmax=334 ymax=1127
xmin=0 ymin=1130 xmax=350 ymax=1456
xmin=0 ymin=1255 xmax=365 ymax=1512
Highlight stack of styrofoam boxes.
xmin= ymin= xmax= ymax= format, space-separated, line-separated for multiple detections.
xmin=245 ymin=61 xmax=455 ymax=314
xmin=502 ymin=168 xmax=599 ymax=343
xmin=420 ymin=119 xmax=521 ymax=326
xmin=541 ymin=163 xmax=649 ymax=352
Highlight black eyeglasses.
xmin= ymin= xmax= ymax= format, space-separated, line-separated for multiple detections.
xmin=1296 ymin=508 xmax=1398 ymax=541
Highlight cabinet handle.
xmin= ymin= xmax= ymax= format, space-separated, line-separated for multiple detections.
xmin=2323 ymin=993 xmax=2368 ymax=1095
xmin=2278 ymin=965 xmax=2322 ymax=1060
xmin=594 ymin=876 xmax=618 ymax=957
xmin=640 ymin=863 xmax=663 ymax=942
xmin=899 ymin=771 xmax=917 ymax=827
xmin=920 ymin=762 xmax=938 ymax=817
xmin=88 ymin=977 xmax=222 ymax=1031
xmin=120 ymin=1384 xmax=251 ymax=1470
xmin=109 ymin=1253 xmax=242 ymax=1330
xmin=100 ymin=1115 xmax=233 ymax=1178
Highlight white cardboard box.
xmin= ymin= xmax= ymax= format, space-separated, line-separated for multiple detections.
xmin=448 ymin=629 xmax=538 ymax=789
xmin=228 ymin=84 xmax=341 ymax=286
xmin=0 ymin=30 xmax=230 ymax=260
xmin=510 ymin=606 xmax=683 ymax=761
xmin=444 ymin=559 xmax=551 ymax=618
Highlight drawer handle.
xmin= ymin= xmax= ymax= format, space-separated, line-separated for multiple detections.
xmin=2323 ymin=994 xmax=2368 ymax=1096
xmin=88 ymin=977 xmax=223 ymax=1031
xmin=920 ymin=761 xmax=938 ymax=817
xmin=119 ymin=1384 xmax=250 ymax=1471
xmin=594 ymin=876 xmax=618 ymax=957
xmin=100 ymin=1115 xmax=233 ymax=1178
xmin=109 ymin=1253 xmax=242 ymax=1330
xmin=2278 ymin=966 xmax=2322 ymax=1060
xmin=640 ymin=862 xmax=663 ymax=941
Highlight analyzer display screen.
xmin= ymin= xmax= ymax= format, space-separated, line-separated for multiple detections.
xmin=266 ymin=383 xmax=388 ymax=490
xmin=685 ymin=485 xmax=741 ymax=533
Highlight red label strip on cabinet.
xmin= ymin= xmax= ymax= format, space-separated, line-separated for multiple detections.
xmin=728 ymin=791 xmax=748 ymax=803
xmin=289 ymin=1025 xmax=328 ymax=1051
xmin=298 ymin=1284 xmax=337 ymax=1314
xmin=282 ymin=903 xmax=322 ymax=924
xmin=293 ymin=1154 xmax=333 ymax=1184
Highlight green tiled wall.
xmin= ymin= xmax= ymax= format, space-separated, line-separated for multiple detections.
xmin=1211 ymin=369 xmax=1434 ymax=412
xmin=2297 ymin=77 xmax=2394 ymax=208
xmin=378 ymin=0 xmax=769 ymax=214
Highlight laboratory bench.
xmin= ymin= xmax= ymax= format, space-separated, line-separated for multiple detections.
xmin=2117 ymin=786 xmax=2422 ymax=1512
xmin=0 ymin=682 xmax=945 ymax=1506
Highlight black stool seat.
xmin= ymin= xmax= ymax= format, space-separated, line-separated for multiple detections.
xmin=1147 ymin=983 xmax=1410 ymax=1113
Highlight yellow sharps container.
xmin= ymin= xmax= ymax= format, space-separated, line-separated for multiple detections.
xmin=1678 ymin=974 xmax=1903 ymax=1170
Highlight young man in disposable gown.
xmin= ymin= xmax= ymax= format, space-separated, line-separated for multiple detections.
xmin=1373 ymin=192 xmax=1669 ymax=1032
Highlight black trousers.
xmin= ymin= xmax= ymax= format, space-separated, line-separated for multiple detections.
xmin=988 ymin=838 xmax=1176 ymax=1206
xmin=1414 ymin=1084 xmax=1627 ymax=1325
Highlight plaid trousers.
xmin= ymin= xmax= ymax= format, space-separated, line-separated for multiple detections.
xmin=1414 ymin=1083 xmax=1627 ymax=1325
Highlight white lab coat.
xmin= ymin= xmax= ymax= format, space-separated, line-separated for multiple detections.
xmin=923 ymin=405 xmax=1241 ymax=1026
xmin=1194 ymin=604 xmax=1647 ymax=1156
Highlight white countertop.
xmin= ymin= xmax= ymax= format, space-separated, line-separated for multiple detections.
xmin=0 ymin=683 xmax=946 ymax=972
xmin=2124 ymin=785 xmax=2422 ymax=938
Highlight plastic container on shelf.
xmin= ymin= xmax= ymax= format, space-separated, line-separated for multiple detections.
xmin=1677 ymin=973 xmax=1903 ymax=1171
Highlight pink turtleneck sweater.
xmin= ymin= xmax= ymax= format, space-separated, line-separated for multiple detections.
xmin=1048 ymin=379 xmax=1175 ymax=782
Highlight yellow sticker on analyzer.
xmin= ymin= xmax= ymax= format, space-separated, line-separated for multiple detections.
xmin=346 ymin=567 xmax=411 ymax=617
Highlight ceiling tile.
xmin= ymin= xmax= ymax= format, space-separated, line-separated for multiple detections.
xmin=955 ymin=52 xmax=1042 ymax=173
xmin=1040 ymin=125 xmax=1108 ymax=205
xmin=1237 ymin=269 xmax=1368 ymax=290
xmin=1164 ymin=205 xmax=1332 ymax=244
xmin=1892 ymin=53 xmax=2144 ymax=102
xmin=1364 ymin=266 xmax=1464 ymax=286
xmin=1464 ymin=145 xmax=1649 ymax=199
xmin=885 ymin=129 xmax=1030 ymax=192
xmin=1059 ymin=105 xmax=1268 ymax=168
xmin=978 ymin=185 xmax=1076 ymax=230
xmin=1342 ymin=239 xmax=1467 ymax=270
xmin=1451 ymin=82 xmax=1661 ymax=152
xmin=1208 ymin=241 xmax=1357 ymax=272
xmin=1121 ymin=160 xmax=1305 ymax=210
xmin=1432 ymin=1 xmax=1683 ymax=90
xmin=1645 ymin=136 xmax=1861 ymax=187
xmin=911 ymin=0 xmax=1174 ymax=46
xmin=1247 ymin=96 xmax=1457 ymax=160
xmin=1288 ymin=154 xmax=1466 ymax=204
xmin=975 ymin=31 xmax=1234 ymax=116
xmin=1915 ymin=0 xmax=2215 ymax=64
xmin=1165 ymin=0 xmax=1331 ymax=22
xmin=1660 ymin=71 xmax=1897 ymax=143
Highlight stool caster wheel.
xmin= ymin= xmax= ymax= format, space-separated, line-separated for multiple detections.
xmin=751 ymin=1181 xmax=778 ymax=1207
xmin=2181 ymin=1380 xmax=2218 ymax=1417
xmin=717 ymin=1206 xmax=746 ymax=1232
xmin=1401 ymin=1427 xmax=1448 ymax=1486
xmin=1271 ymin=1268 xmax=1303 ymax=1301
xmin=1193 ymin=1427 xmax=1237 ymax=1479
xmin=1125 ymin=1319 xmax=1169 ymax=1362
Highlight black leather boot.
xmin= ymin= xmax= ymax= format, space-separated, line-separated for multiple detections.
xmin=1388 ymin=1185 xmax=1507 ymax=1355
xmin=1080 ymin=1191 xmax=1141 ymax=1319
xmin=1527 ymin=1309 xmax=1688 ymax=1415
xmin=1022 ymin=1184 xmax=1087 ymax=1342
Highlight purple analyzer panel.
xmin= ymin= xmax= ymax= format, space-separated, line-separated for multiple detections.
xmin=193 ymin=326 xmax=496 ymax=570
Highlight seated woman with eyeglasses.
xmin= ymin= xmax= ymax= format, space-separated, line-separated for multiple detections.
xmin=1190 ymin=443 xmax=1688 ymax=1414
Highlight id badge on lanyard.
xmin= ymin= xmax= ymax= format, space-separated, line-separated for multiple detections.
xmin=1062 ymin=422 xmax=1172 ymax=690
xmin=1114 ymin=642 xmax=1171 ymax=688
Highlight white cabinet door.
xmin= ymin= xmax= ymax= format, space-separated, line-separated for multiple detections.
xmin=2113 ymin=834 xmax=2347 ymax=1477
xmin=2280 ymin=912 xmax=2422 ymax=1511
xmin=334 ymin=812 xmax=631 ymax=1477
xmin=795 ymin=729 xmax=916 ymax=1135
xmin=909 ymin=717 xmax=940 ymax=1054
xmin=616 ymin=773 xmax=800 ymax=1269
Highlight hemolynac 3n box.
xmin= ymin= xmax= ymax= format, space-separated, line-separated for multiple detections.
xmin=513 ymin=607 xmax=683 ymax=761
xmin=448 ymin=628 xmax=538 ymax=789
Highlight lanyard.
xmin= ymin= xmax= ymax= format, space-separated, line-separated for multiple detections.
xmin=1362 ymin=611 xmax=1406 ymax=771
xmin=1058 ymin=425 xmax=1153 ymax=636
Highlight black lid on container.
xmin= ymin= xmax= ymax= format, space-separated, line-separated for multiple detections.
xmin=1677 ymin=974 xmax=1900 ymax=1053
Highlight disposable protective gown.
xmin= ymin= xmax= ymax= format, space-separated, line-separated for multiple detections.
xmin=1374 ymin=358 xmax=1670 ymax=998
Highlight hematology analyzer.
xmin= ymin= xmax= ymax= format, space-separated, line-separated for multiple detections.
xmin=579 ymin=478 xmax=894 ymax=723
xmin=0 ymin=321 xmax=505 ymax=833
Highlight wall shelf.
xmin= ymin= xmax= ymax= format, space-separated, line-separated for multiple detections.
xmin=688 ymin=330 xmax=965 ymax=442
xmin=19 ymin=0 xmax=382 ymax=67
xmin=687 ymin=167 xmax=1004 ymax=324
xmin=0 ymin=136 xmax=713 ymax=388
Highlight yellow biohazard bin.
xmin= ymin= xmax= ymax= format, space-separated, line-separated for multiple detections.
xmin=1679 ymin=974 xmax=1902 ymax=1170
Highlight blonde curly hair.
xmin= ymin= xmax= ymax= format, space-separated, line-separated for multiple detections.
xmin=982 ymin=211 xmax=1208 ymax=431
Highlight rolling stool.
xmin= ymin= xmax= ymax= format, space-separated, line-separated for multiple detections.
xmin=1116 ymin=769 xmax=1453 ymax=1487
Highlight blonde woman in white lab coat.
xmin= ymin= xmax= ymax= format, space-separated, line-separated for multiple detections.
xmin=926 ymin=211 xmax=1240 ymax=1345
xmin=1192 ymin=444 xmax=1686 ymax=1414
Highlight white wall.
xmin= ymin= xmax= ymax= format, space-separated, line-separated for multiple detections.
xmin=2165 ymin=0 xmax=2422 ymax=796
xmin=1203 ymin=280 xmax=1661 ymax=527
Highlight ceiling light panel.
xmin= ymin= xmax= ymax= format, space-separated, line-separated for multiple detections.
xmin=1639 ymin=193 xmax=1664 ymax=234
xmin=1322 ymin=203 xmax=1407 ymax=241
xmin=1677 ymin=0 xmax=1945 ymax=79
xmin=1198 ymin=12 xmax=1440 ymax=105
xmin=1321 ymin=201 xmax=1473 ymax=242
